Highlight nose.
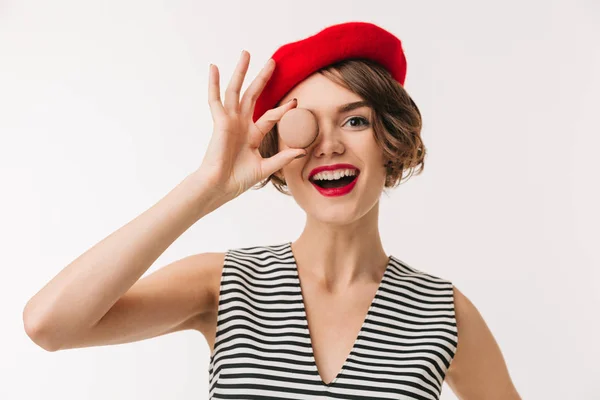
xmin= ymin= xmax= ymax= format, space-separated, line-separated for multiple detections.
xmin=310 ymin=122 xmax=345 ymax=157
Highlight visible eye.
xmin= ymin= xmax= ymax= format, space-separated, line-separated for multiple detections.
xmin=343 ymin=116 xmax=370 ymax=128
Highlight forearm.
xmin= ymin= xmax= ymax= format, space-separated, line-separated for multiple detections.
xmin=23 ymin=169 xmax=226 ymax=345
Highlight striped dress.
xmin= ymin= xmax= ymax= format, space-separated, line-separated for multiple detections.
xmin=208 ymin=242 xmax=458 ymax=399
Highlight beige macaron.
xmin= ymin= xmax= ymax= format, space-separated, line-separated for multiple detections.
xmin=278 ymin=108 xmax=319 ymax=149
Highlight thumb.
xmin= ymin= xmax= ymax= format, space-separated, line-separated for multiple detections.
xmin=261 ymin=148 xmax=307 ymax=179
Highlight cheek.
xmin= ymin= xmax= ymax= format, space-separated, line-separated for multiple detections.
xmin=282 ymin=160 xmax=304 ymax=182
xmin=361 ymin=141 xmax=386 ymax=172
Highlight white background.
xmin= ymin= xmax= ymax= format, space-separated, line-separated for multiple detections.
xmin=1 ymin=1 xmax=599 ymax=399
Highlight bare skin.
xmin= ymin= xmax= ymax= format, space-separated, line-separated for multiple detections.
xmin=23 ymin=50 xmax=521 ymax=399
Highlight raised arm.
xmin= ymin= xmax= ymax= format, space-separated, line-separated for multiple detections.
xmin=22 ymin=50 xmax=306 ymax=352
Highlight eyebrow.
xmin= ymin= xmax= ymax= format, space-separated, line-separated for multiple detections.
xmin=337 ymin=101 xmax=370 ymax=113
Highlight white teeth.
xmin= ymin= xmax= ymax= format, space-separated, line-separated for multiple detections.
xmin=312 ymin=169 xmax=357 ymax=181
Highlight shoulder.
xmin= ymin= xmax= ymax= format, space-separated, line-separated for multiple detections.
xmin=183 ymin=251 xmax=226 ymax=332
xmin=199 ymin=242 xmax=288 ymax=292
xmin=447 ymin=285 xmax=522 ymax=399
xmin=451 ymin=285 xmax=476 ymax=327
xmin=201 ymin=251 xmax=227 ymax=299
xmin=189 ymin=243 xmax=286 ymax=332
xmin=387 ymin=256 xmax=454 ymax=290
xmin=180 ymin=251 xmax=226 ymax=314
xmin=223 ymin=242 xmax=291 ymax=265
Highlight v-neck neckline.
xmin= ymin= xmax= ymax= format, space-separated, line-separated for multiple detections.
xmin=285 ymin=241 xmax=392 ymax=386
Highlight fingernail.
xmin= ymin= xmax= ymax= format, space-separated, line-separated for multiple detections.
xmin=288 ymin=98 xmax=297 ymax=105
xmin=294 ymin=153 xmax=306 ymax=159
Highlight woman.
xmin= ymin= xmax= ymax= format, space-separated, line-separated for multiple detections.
xmin=23 ymin=22 xmax=521 ymax=399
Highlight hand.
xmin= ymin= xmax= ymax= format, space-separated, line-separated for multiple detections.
xmin=198 ymin=50 xmax=306 ymax=200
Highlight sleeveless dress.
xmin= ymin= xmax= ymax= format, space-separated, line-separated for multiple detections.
xmin=208 ymin=242 xmax=458 ymax=400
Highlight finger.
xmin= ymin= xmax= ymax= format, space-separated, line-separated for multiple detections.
xmin=240 ymin=58 xmax=276 ymax=116
xmin=260 ymin=148 xmax=307 ymax=180
xmin=208 ymin=64 xmax=226 ymax=122
xmin=249 ymin=98 xmax=297 ymax=146
xmin=224 ymin=50 xmax=250 ymax=113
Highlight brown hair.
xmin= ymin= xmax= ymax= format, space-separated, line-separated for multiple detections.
xmin=252 ymin=58 xmax=426 ymax=197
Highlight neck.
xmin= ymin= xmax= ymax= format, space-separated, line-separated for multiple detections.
xmin=291 ymin=202 xmax=390 ymax=292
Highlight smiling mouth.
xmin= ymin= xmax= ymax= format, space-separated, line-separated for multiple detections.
xmin=310 ymin=173 xmax=359 ymax=189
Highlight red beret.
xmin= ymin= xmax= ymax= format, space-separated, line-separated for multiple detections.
xmin=252 ymin=21 xmax=407 ymax=123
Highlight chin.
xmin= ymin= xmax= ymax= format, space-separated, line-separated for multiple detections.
xmin=306 ymin=200 xmax=364 ymax=222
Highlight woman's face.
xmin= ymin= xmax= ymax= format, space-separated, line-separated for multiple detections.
xmin=275 ymin=72 xmax=387 ymax=225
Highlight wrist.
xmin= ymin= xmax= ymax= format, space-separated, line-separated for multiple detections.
xmin=184 ymin=169 xmax=231 ymax=209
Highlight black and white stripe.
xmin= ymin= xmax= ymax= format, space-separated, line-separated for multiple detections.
xmin=208 ymin=242 xmax=457 ymax=399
